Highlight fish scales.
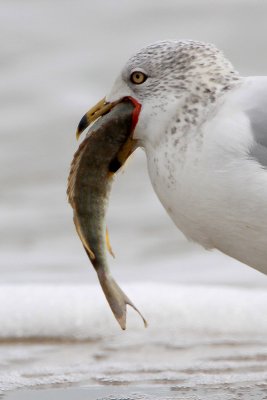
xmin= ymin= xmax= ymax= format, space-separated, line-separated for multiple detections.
xmin=68 ymin=101 xmax=134 ymax=267
xmin=67 ymin=100 xmax=147 ymax=329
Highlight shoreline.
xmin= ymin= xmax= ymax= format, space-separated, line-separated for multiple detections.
xmin=4 ymin=384 xmax=267 ymax=400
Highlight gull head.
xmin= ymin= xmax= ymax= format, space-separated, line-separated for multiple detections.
xmin=106 ymin=40 xmax=240 ymax=147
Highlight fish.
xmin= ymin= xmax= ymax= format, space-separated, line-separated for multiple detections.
xmin=67 ymin=98 xmax=147 ymax=330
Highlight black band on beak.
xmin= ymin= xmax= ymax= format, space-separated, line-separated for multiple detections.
xmin=77 ymin=114 xmax=89 ymax=137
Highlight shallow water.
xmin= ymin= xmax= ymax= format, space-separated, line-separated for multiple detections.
xmin=1 ymin=0 xmax=267 ymax=397
xmin=2 ymin=336 xmax=267 ymax=398
xmin=0 ymin=283 xmax=267 ymax=396
xmin=4 ymin=384 xmax=267 ymax=400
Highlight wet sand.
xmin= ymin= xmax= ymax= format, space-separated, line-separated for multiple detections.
xmin=1 ymin=334 xmax=267 ymax=399
xmin=4 ymin=383 xmax=267 ymax=399
xmin=2 ymin=386 xmax=177 ymax=400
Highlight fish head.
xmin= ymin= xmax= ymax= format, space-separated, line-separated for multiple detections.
xmin=76 ymin=96 xmax=142 ymax=173
xmin=76 ymin=96 xmax=141 ymax=140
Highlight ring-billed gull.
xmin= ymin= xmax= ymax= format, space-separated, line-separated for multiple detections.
xmin=77 ymin=40 xmax=267 ymax=276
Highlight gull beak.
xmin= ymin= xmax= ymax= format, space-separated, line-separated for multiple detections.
xmin=75 ymin=95 xmax=142 ymax=173
xmin=76 ymin=97 xmax=119 ymax=140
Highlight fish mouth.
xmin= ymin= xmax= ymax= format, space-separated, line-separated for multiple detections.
xmin=76 ymin=96 xmax=141 ymax=140
xmin=76 ymin=96 xmax=142 ymax=173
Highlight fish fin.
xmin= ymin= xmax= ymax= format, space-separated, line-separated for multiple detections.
xmin=97 ymin=270 xmax=147 ymax=330
xmin=106 ymin=227 xmax=115 ymax=258
xmin=83 ymin=245 xmax=96 ymax=261
xmin=73 ymin=215 xmax=96 ymax=260
xmin=84 ymin=242 xmax=96 ymax=260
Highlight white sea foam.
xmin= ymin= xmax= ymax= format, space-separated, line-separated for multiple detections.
xmin=0 ymin=283 xmax=266 ymax=339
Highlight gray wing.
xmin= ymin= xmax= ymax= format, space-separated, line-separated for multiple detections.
xmin=244 ymin=78 xmax=267 ymax=168
xmin=248 ymin=107 xmax=267 ymax=167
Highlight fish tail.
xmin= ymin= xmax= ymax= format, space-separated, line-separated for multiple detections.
xmin=97 ymin=270 xmax=147 ymax=330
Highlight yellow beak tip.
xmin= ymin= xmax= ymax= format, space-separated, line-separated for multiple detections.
xmin=76 ymin=130 xmax=81 ymax=141
xmin=75 ymin=97 xmax=118 ymax=141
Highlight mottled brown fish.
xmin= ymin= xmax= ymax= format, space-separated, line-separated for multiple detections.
xmin=67 ymin=98 xmax=147 ymax=330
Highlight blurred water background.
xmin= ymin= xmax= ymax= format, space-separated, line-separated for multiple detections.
xmin=1 ymin=0 xmax=267 ymax=398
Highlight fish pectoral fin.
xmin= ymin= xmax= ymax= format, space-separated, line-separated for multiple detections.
xmin=106 ymin=227 xmax=115 ymax=258
xmin=97 ymin=271 xmax=147 ymax=330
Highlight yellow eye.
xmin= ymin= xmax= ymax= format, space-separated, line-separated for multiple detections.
xmin=130 ymin=71 xmax=147 ymax=85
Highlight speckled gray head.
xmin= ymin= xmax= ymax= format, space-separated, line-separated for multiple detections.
xmin=106 ymin=40 xmax=241 ymax=147
xmin=107 ymin=40 xmax=240 ymax=101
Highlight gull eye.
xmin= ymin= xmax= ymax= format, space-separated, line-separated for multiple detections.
xmin=130 ymin=71 xmax=147 ymax=85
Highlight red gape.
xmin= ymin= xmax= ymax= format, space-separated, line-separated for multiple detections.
xmin=125 ymin=96 xmax=142 ymax=131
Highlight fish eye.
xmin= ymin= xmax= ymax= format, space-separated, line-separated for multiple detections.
xmin=130 ymin=71 xmax=147 ymax=85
